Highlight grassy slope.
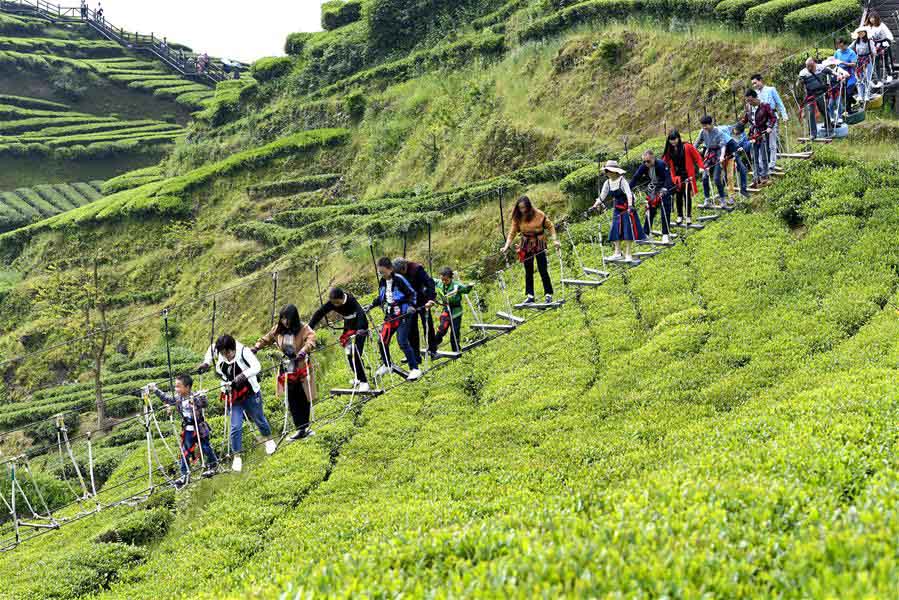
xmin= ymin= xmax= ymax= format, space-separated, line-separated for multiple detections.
xmin=2 ymin=148 xmax=898 ymax=597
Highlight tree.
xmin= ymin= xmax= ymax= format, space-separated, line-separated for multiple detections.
xmin=34 ymin=250 xmax=112 ymax=431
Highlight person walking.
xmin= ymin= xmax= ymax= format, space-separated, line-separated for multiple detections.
xmin=392 ymin=258 xmax=436 ymax=363
xmin=369 ymin=257 xmax=422 ymax=381
xmin=253 ymin=305 xmax=318 ymax=441
xmin=662 ymin=129 xmax=705 ymax=226
xmin=799 ymin=58 xmax=837 ymax=139
xmin=591 ymin=160 xmax=643 ymax=261
xmin=851 ymin=29 xmax=876 ymax=103
xmin=750 ymin=73 xmax=788 ymax=172
xmin=197 ymin=334 xmax=276 ymax=472
xmin=865 ymin=12 xmax=894 ymax=82
xmin=432 ymin=267 xmax=473 ymax=353
xmin=629 ymin=150 xmax=674 ymax=244
xmin=309 ymin=288 xmax=370 ymax=392
xmin=149 ymin=374 xmax=218 ymax=487
xmin=742 ymin=89 xmax=777 ymax=187
xmin=501 ymin=196 xmax=560 ymax=304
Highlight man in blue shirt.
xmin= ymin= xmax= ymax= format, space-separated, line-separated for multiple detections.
xmin=751 ymin=74 xmax=789 ymax=172
xmin=833 ymin=38 xmax=858 ymax=117
xmin=695 ymin=116 xmax=744 ymax=208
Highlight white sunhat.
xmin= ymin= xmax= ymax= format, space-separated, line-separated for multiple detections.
xmin=602 ymin=159 xmax=626 ymax=175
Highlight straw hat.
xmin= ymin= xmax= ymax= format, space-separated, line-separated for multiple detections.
xmin=852 ymin=26 xmax=869 ymax=39
xmin=602 ymin=160 xmax=626 ymax=174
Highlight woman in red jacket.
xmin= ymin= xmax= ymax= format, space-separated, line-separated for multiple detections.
xmin=662 ymin=130 xmax=705 ymax=225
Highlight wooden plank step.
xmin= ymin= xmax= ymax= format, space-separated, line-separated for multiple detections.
xmin=471 ymin=323 xmax=516 ymax=331
xmin=583 ymin=267 xmax=611 ymax=277
xmin=513 ymin=300 xmax=566 ymax=310
xmin=602 ymin=257 xmax=642 ymax=267
xmin=636 ymin=239 xmax=676 ymax=247
xmin=670 ymin=222 xmax=706 ymax=229
xmin=330 ymin=388 xmax=384 ymax=396
xmin=796 ymin=137 xmax=832 ymax=144
xmin=561 ymin=279 xmax=607 ymax=287
xmin=496 ymin=311 xmax=525 ymax=324
xmin=696 ymin=214 xmax=720 ymax=222
xmin=778 ymin=152 xmax=812 ymax=159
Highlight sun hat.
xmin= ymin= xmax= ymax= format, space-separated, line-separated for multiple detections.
xmin=602 ymin=160 xmax=626 ymax=174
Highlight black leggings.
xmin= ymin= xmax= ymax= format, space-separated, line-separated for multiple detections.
xmin=524 ymin=252 xmax=553 ymax=297
xmin=287 ymin=378 xmax=311 ymax=430
xmin=345 ymin=333 xmax=367 ymax=383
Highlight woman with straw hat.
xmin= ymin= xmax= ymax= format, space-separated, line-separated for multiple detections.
xmin=592 ymin=160 xmax=644 ymax=262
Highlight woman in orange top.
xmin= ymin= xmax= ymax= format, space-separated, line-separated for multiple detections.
xmin=501 ymin=196 xmax=561 ymax=304
xmin=253 ymin=304 xmax=317 ymax=441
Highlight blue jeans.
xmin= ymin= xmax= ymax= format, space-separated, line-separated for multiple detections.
xmin=702 ymin=161 xmax=725 ymax=200
xmin=180 ymin=428 xmax=218 ymax=476
xmin=751 ymin=139 xmax=769 ymax=180
xmin=397 ymin=312 xmax=419 ymax=369
xmin=857 ymin=61 xmax=874 ymax=102
xmin=230 ymin=391 xmax=272 ymax=453
xmin=379 ymin=308 xmax=420 ymax=370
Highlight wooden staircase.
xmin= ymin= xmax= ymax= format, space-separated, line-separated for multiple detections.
xmin=0 ymin=0 xmax=228 ymax=86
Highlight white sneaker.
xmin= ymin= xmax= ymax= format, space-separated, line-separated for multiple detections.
xmin=375 ymin=365 xmax=391 ymax=377
xmin=407 ymin=369 xmax=423 ymax=381
xmin=610 ymin=252 xmax=623 ymax=259
xmin=231 ymin=455 xmax=243 ymax=472
xmin=624 ymin=255 xmax=634 ymax=262
xmin=662 ymin=234 xmax=670 ymax=244
xmin=357 ymin=382 xmax=370 ymax=392
xmin=264 ymin=439 xmax=277 ymax=455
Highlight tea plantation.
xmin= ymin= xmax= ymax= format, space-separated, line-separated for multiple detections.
xmin=0 ymin=0 xmax=897 ymax=597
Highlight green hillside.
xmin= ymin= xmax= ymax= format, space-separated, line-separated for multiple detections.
xmin=0 ymin=13 xmax=213 ymax=186
xmin=2 ymin=0 xmax=898 ymax=597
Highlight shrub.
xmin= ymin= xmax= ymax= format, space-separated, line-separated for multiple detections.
xmin=744 ymin=0 xmax=820 ymax=30
xmin=95 ymin=507 xmax=174 ymax=546
xmin=285 ymin=31 xmax=311 ymax=56
xmin=783 ymin=0 xmax=861 ymax=34
xmin=67 ymin=543 xmax=146 ymax=595
xmin=472 ymin=0 xmax=529 ymax=28
xmin=251 ymin=56 xmax=294 ymax=83
xmin=363 ymin=0 xmax=493 ymax=55
xmin=714 ymin=0 xmax=770 ymax=22
xmin=0 ymin=94 xmax=69 ymax=111
xmin=247 ymin=174 xmax=342 ymax=199
xmin=519 ymin=0 xmax=637 ymax=42
xmin=343 ymin=90 xmax=367 ymax=119
xmin=322 ymin=0 xmax=363 ymax=30
xmin=313 ymin=32 xmax=505 ymax=98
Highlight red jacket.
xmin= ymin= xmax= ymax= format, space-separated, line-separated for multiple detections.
xmin=663 ymin=143 xmax=703 ymax=195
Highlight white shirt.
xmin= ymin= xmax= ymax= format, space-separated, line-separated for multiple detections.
xmin=599 ymin=178 xmax=634 ymax=206
xmin=203 ymin=341 xmax=262 ymax=394
xmin=867 ymin=23 xmax=894 ymax=42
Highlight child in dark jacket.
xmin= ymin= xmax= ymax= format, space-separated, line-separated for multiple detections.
xmin=150 ymin=374 xmax=218 ymax=486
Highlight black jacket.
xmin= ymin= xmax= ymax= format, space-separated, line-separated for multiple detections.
xmin=405 ymin=262 xmax=436 ymax=307
xmin=309 ymin=293 xmax=367 ymax=331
